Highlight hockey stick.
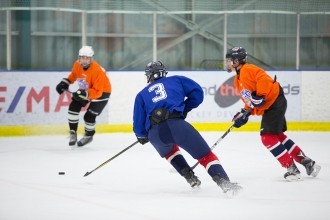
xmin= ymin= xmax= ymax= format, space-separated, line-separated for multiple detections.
xmin=190 ymin=108 xmax=252 ymax=170
xmin=83 ymin=140 xmax=139 ymax=177
xmin=190 ymin=125 xmax=234 ymax=170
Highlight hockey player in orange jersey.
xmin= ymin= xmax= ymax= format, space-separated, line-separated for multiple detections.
xmin=225 ymin=46 xmax=321 ymax=181
xmin=56 ymin=46 xmax=111 ymax=147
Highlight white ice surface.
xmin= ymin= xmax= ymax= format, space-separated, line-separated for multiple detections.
xmin=0 ymin=132 xmax=329 ymax=220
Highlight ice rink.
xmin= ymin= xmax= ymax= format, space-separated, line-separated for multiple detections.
xmin=0 ymin=131 xmax=329 ymax=220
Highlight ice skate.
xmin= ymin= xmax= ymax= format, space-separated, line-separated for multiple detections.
xmin=284 ymin=161 xmax=301 ymax=181
xmin=213 ymin=175 xmax=242 ymax=197
xmin=77 ymin=134 xmax=93 ymax=147
xmin=301 ymin=157 xmax=321 ymax=177
xmin=69 ymin=130 xmax=77 ymax=146
xmin=181 ymin=167 xmax=201 ymax=188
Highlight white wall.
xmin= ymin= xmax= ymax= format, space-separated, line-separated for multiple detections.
xmin=301 ymin=71 xmax=330 ymax=121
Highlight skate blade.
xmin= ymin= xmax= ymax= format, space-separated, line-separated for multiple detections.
xmin=191 ymin=185 xmax=201 ymax=190
xmin=77 ymin=140 xmax=93 ymax=147
xmin=225 ymin=188 xmax=242 ymax=198
xmin=69 ymin=144 xmax=77 ymax=150
xmin=311 ymin=164 xmax=321 ymax=177
xmin=284 ymin=174 xmax=302 ymax=182
xmin=190 ymin=181 xmax=201 ymax=189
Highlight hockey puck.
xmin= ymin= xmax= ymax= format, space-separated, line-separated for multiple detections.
xmin=58 ymin=172 xmax=65 ymax=175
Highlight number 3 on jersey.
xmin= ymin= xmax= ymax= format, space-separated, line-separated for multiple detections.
xmin=148 ymin=83 xmax=167 ymax=103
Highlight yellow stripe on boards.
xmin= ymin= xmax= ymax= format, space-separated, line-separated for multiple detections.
xmin=0 ymin=122 xmax=329 ymax=137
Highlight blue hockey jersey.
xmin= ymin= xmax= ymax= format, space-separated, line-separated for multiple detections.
xmin=133 ymin=75 xmax=204 ymax=137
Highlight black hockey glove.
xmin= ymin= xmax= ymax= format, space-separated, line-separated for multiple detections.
xmin=232 ymin=108 xmax=251 ymax=128
xmin=183 ymin=108 xmax=191 ymax=119
xmin=56 ymin=78 xmax=70 ymax=94
xmin=250 ymin=91 xmax=265 ymax=107
xmin=137 ymin=136 xmax=149 ymax=145
xmin=72 ymin=89 xmax=88 ymax=101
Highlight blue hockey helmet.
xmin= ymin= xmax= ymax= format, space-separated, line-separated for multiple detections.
xmin=145 ymin=61 xmax=168 ymax=83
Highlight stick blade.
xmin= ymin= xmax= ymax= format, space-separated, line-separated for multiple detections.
xmin=83 ymin=171 xmax=91 ymax=177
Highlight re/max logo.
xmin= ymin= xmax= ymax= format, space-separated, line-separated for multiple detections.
xmin=0 ymin=86 xmax=74 ymax=113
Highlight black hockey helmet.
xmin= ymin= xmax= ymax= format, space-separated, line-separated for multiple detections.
xmin=225 ymin=47 xmax=247 ymax=64
xmin=145 ymin=61 xmax=168 ymax=83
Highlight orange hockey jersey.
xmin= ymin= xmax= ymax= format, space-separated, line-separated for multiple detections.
xmin=67 ymin=60 xmax=111 ymax=100
xmin=234 ymin=63 xmax=280 ymax=116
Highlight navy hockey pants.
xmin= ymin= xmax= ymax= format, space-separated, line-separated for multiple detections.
xmin=148 ymin=118 xmax=211 ymax=159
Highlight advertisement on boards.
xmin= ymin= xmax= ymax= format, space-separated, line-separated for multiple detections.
xmin=0 ymin=71 xmax=109 ymax=125
xmin=173 ymin=71 xmax=301 ymax=122
xmin=0 ymin=71 xmax=301 ymax=126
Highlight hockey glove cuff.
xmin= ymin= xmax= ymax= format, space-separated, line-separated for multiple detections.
xmin=232 ymin=108 xmax=251 ymax=128
xmin=251 ymin=91 xmax=265 ymax=107
xmin=56 ymin=78 xmax=70 ymax=94
xmin=137 ymin=137 xmax=149 ymax=145
xmin=73 ymin=89 xmax=89 ymax=101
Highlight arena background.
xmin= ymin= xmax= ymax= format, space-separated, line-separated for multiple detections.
xmin=0 ymin=0 xmax=329 ymax=135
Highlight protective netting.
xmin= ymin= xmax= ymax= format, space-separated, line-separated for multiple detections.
xmin=1 ymin=0 xmax=330 ymax=13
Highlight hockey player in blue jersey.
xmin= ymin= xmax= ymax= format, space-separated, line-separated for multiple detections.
xmin=133 ymin=61 xmax=242 ymax=195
